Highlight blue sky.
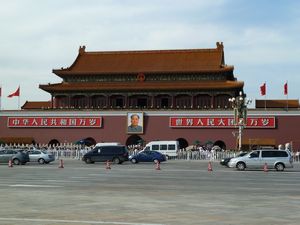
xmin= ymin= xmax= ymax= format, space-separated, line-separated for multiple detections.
xmin=0 ymin=0 xmax=299 ymax=109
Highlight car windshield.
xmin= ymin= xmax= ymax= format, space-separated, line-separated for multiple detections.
xmin=249 ymin=151 xmax=259 ymax=158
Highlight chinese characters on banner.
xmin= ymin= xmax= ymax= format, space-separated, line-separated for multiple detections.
xmin=7 ymin=117 xmax=102 ymax=128
xmin=169 ymin=117 xmax=275 ymax=128
xmin=7 ymin=116 xmax=275 ymax=128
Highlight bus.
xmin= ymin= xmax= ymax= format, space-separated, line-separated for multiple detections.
xmin=143 ymin=141 xmax=179 ymax=158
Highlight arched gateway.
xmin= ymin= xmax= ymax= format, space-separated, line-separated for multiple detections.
xmin=176 ymin=138 xmax=189 ymax=149
xmin=214 ymin=140 xmax=226 ymax=150
xmin=126 ymin=135 xmax=143 ymax=146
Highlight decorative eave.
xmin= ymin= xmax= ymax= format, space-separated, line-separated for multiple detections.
xmin=39 ymin=80 xmax=244 ymax=94
xmin=21 ymin=101 xmax=52 ymax=110
xmin=256 ymin=99 xmax=299 ymax=108
xmin=52 ymin=67 xmax=234 ymax=76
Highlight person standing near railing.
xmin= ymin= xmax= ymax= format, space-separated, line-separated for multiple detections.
xmin=295 ymin=151 xmax=300 ymax=162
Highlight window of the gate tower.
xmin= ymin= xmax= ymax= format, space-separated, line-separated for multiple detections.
xmin=71 ymin=95 xmax=86 ymax=108
xmin=161 ymin=98 xmax=169 ymax=108
xmin=175 ymin=95 xmax=191 ymax=108
xmin=111 ymin=95 xmax=125 ymax=108
xmin=137 ymin=98 xmax=147 ymax=108
xmin=116 ymin=98 xmax=124 ymax=108
xmin=91 ymin=95 xmax=106 ymax=109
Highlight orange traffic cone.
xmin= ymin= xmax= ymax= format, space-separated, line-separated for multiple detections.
xmin=8 ymin=159 xmax=13 ymax=168
xmin=155 ymin=161 xmax=161 ymax=170
xmin=58 ymin=159 xmax=64 ymax=168
xmin=106 ymin=160 xmax=111 ymax=170
xmin=208 ymin=161 xmax=213 ymax=171
xmin=263 ymin=163 xmax=268 ymax=172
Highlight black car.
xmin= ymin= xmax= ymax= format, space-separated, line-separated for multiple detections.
xmin=82 ymin=145 xmax=129 ymax=164
xmin=220 ymin=152 xmax=247 ymax=167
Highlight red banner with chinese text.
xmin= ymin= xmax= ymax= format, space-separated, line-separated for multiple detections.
xmin=169 ymin=117 xmax=275 ymax=128
xmin=7 ymin=117 xmax=102 ymax=128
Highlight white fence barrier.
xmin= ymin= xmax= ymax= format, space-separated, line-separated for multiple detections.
xmin=47 ymin=149 xmax=300 ymax=163
xmin=2 ymin=143 xmax=298 ymax=163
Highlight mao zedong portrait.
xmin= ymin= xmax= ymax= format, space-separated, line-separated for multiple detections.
xmin=127 ymin=113 xmax=143 ymax=133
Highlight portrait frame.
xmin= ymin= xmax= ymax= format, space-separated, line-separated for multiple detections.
xmin=127 ymin=112 xmax=144 ymax=134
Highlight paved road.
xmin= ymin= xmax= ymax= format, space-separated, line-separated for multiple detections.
xmin=0 ymin=160 xmax=300 ymax=225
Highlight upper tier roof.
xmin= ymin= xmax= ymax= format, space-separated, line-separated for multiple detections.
xmin=53 ymin=42 xmax=232 ymax=76
xmin=39 ymin=80 xmax=243 ymax=93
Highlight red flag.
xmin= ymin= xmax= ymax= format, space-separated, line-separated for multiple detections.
xmin=7 ymin=86 xmax=20 ymax=98
xmin=284 ymin=82 xmax=288 ymax=95
xmin=260 ymin=83 xmax=266 ymax=96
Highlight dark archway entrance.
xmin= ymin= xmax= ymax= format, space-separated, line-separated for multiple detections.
xmin=74 ymin=137 xmax=96 ymax=146
xmin=48 ymin=139 xmax=60 ymax=146
xmin=176 ymin=138 xmax=188 ymax=149
xmin=214 ymin=140 xmax=226 ymax=150
xmin=84 ymin=137 xmax=96 ymax=146
xmin=126 ymin=135 xmax=143 ymax=146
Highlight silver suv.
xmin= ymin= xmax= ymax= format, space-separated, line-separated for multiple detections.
xmin=228 ymin=149 xmax=293 ymax=171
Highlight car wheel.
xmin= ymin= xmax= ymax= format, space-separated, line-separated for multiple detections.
xmin=153 ymin=159 xmax=159 ymax=164
xmin=85 ymin=158 xmax=92 ymax=164
xmin=13 ymin=158 xmax=20 ymax=165
xmin=236 ymin=162 xmax=246 ymax=171
xmin=275 ymin=163 xmax=285 ymax=171
xmin=38 ymin=158 xmax=45 ymax=164
xmin=131 ymin=158 xmax=137 ymax=164
xmin=113 ymin=157 xmax=120 ymax=164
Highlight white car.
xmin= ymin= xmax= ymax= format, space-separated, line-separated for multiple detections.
xmin=27 ymin=149 xmax=55 ymax=164
xmin=228 ymin=149 xmax=293 ymax=171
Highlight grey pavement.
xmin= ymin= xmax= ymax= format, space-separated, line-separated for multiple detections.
xmin=0 ymin=159 xmax=300 ymax=225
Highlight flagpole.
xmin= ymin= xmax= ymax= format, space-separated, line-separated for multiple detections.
xmin=18 ymin=85 xmax=20 ymax=110
xmin=0 ymin=85 xmax=2 ymax=110
xmin=264 ymin=94 xmax=266 ymax=110
xmin=286 ymin=81 xmax=288 ymax=111
xmin=264 ymin=82 xmax=266 ymax=111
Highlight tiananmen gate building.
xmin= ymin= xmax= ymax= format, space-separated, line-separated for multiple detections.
xmin=1 ymin=42 xmax=300 ymax=150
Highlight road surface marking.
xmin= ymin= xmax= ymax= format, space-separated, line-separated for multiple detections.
xmin=0 ymin=217 xmax=165 ymax=225
xmin=9 ymin=184 xmax=63 ymax=188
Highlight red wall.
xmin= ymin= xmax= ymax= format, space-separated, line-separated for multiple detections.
xmin=1 ymin=110 xmax=300 ymax=150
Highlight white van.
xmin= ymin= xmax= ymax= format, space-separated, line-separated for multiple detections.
xmin=95 ymin=142 xmax=121 ymax=147
xmin=143 ymin=141 xmax=179 ymax=158
xmin=228 ymin=149 xmax=293 ymax=171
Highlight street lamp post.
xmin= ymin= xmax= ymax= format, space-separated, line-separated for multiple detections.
xmin=229 ymin=91 xmax=252 ymax=151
